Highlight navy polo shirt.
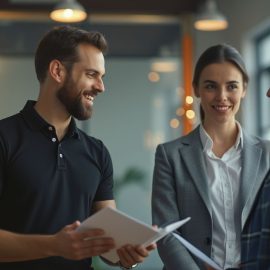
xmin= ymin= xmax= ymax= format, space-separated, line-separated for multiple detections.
xmin=0 ymin=100 xmax=114 ymax=270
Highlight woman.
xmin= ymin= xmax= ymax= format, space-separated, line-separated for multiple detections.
xmin=151 ymin=44 xmax=270 ymax=270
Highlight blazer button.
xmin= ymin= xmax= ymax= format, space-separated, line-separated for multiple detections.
xmin=205 ymin=237 xmax=211 ymax=245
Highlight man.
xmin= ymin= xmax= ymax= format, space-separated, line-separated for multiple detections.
xmin=241 ymin=88 xmax=270 ymax=269
xmin=0 ymin=26 xmax=155 ymax=270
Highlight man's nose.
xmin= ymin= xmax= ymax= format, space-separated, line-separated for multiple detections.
xmin=95 ymin=78 xmax=105 ymax=93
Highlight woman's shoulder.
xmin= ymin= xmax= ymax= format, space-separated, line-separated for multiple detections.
xmin=243 ymin=131 xmax=270 ymax=153
xmin=158 ymin=126 xmax=200 ymax=150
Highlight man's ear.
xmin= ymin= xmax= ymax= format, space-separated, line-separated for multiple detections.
xmin=49 ymin=60 xmax=66 ymax=83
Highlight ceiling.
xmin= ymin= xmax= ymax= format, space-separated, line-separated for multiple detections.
xmin=0 ymin=0 xmax=205 ymax=57
xmin=0 ymin=0 xmax=204 ymax=16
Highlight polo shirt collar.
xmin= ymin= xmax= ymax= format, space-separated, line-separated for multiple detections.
xmin=21 ymin=100 xmax=80 ymax=139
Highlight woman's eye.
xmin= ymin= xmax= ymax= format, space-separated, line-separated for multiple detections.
xmin=228 ymin=84 xmax=238 ymax=90
xmin=205 ymin=84 xmax=215 ymax=90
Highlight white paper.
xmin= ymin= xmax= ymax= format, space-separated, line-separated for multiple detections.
xmin=76 ymin=207 xmax=190 ymax=263
xmin=172 ymin=233 xmax=223 ymax=270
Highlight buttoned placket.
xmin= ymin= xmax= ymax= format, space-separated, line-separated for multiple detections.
xmin=218 ymin=158 xmax=237 ymax=266
xmin=47 ymin=125 xmax=66 ymax=170
xmin=208 ymin=149 xmax=239 ymax=268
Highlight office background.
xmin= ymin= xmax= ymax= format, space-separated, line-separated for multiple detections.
xmin=0 ymin=0 xmax=270 ymax=269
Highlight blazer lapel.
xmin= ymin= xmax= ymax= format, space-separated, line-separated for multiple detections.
xmin=241 ymin=133 xmax=267 ymax=228
xmin=180 ymin=127 xmax=212 ymax=216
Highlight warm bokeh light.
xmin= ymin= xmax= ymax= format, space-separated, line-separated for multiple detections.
xmin=194 ymin=20 xmax=228 ymax=31
xmin=170 ymin=118 xmax=180 ymax=129
xmin=151 ymin=61 xmax=178 ymax=73
xmin=186 ymin=110 xmax=195 ymax=119
xmin=50 ymin=8 xmax=87 ymax=23
xmin=176 ymin=107 xmax=185 ymax=117
xmin=148 ymin=71 xmax=160 ymax=82
xmin=185 ymin=95 xmax=194 ymax=104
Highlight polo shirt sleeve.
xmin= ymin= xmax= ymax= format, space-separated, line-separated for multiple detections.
xmin=94 ymin=143 xmax=114 ymax=201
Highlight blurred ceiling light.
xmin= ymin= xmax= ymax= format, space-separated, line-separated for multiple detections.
xmin=148 ymin=71 xmax=160 ymax=82
xmin=151 ymin=61 xmax=178 ymax=73
xmin=194 ymin=0 xmax=228 ymax=31
xmin=50 ymin=0 xmax=87 ymax=23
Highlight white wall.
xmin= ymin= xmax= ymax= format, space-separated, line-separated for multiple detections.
xmin=0 ymin=57 xmax=38 ymax=118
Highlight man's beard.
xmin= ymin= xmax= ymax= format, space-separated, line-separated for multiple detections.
xmin=57 ymin=77 xmax=93 ymax=121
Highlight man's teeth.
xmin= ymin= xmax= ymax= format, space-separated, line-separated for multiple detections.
xmin=85 ymin=94 xmax=94 ymax=101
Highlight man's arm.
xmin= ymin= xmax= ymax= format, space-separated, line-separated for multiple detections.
xmin=0 ymin=221 xmax=115 ymax=262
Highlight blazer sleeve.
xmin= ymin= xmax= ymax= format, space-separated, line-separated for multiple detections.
xmin=151 ymin=144 xmax=201 ymax=270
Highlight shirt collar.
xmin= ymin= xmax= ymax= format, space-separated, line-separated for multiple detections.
xmin=20 ymin=100 xmax=80 ymax=139
xmin=199 ymin=122 xmax=243 ymax=153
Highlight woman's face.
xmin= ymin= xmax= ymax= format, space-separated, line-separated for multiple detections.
xmin=194 ymin=61 xmax=246 ymax=126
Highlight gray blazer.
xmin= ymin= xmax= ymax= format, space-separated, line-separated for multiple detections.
xmin=152 ymin=126 xmax=270 ymax=270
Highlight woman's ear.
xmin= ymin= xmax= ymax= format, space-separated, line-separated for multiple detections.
xmin=241 ymin=82 xmax=247 ymax=98
xmin=49 ymin=60 xmax=66 ymax=83
xmin=193 ymin=83 xmax=200 ymax=98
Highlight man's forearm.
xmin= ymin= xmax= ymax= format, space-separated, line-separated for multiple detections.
xmin=0 ymin=229 xmax=54 ymax=262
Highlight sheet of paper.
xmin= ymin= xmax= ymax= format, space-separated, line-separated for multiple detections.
xmin=143 ymin=217 xmax=191 ymax=247
xmin=172 ymin=233 xmax=223 ymax=270
xmin=76 ymin=207 xmax=190 ymax=263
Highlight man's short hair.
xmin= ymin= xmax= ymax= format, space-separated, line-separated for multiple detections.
xmin=35 ymin=25 xmax=108 ymax=83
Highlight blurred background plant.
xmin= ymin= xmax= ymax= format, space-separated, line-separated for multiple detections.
xmin=114 ymin=167 xmax=146 ymax=197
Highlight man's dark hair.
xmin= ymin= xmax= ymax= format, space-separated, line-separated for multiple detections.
xmin=35 ymin=25 xmax=108 ymax=83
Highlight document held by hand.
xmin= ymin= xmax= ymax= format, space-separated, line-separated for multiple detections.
xmin=76 ymin=207 xmax=190 ymax=263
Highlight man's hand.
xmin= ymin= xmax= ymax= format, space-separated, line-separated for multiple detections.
xmin=117 ymin=243 xmax=157 ymax=268
xmin=52 ymin=221 xmax=115 ymax=260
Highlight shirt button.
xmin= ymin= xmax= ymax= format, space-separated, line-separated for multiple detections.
xmin=59 ymin=153 xmax=63 ymax=158
xmin=48 ymin=126 xmax=53 ymax=131
xmin=52 ymin=138 xmax=57 ymax=142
